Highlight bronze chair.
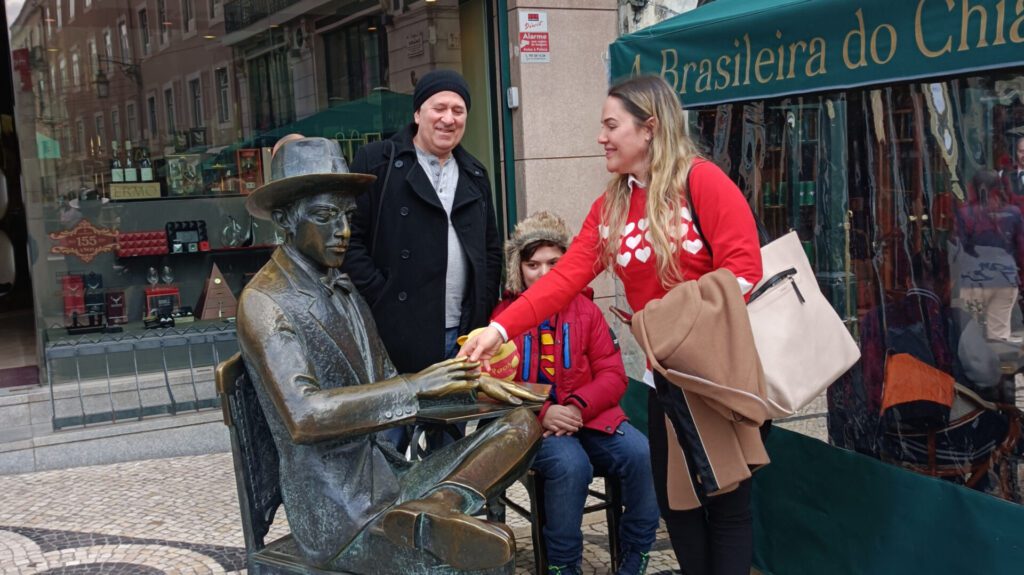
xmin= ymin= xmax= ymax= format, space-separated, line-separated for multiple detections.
xmin=216 ymin=353 xmax=342 ymax=574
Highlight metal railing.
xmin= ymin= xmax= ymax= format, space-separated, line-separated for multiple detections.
xmin=45 ymin=322 xmax=239 ymax=430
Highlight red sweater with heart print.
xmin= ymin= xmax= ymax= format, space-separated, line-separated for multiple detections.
xmin=492 ymin=159 xmax=763 ymax=340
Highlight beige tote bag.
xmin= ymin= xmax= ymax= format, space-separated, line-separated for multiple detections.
xmin=746 ymin=231 xmax=861 ymax=418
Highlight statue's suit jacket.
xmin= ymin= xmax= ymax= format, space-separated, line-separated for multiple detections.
xmin=236 ymin=247 xmax=418 ymax=565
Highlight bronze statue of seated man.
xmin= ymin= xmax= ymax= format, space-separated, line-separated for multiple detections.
xmin=236 ymin=137 xmax=544 ymax=574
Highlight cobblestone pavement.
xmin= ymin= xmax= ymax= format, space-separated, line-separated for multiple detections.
xmin=0 ymin=452 xmax=688 ymax=575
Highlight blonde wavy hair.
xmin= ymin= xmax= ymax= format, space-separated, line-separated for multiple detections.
xmin=599 ymin=75 xmax=702 ymax=289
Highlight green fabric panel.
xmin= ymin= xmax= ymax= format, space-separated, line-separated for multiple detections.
xmin=752 ymin=428 xmax=1024 ymax=574
xmin=621 ymin=378 xmax=650 ymax=438
xmin=609 ymin=0 xmax=1024 ymax=107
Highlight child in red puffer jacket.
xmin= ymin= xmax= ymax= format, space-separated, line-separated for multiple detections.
xmin=494 ymin=212 xmax=658 ymax=575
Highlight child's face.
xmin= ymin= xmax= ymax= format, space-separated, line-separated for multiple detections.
xmin=521 ymin=245 xmax=565 ymax=289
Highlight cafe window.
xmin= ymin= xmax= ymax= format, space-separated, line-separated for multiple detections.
xmin=689 ymin=69 xmax=1024 ymax=505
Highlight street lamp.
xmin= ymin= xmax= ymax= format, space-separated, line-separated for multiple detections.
xmin=94 ymin=56 xmax=142 ymax=98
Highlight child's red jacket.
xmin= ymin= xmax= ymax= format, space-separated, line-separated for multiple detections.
xmin=492 ymin=288 xmax=629 ymax=434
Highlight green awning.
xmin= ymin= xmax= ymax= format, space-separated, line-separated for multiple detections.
xmin=610 ymin=0 xmax=1024 ymax=107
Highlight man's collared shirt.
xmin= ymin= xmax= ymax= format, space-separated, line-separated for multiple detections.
xmin=415 ymin=146 xmax=468 ymax=329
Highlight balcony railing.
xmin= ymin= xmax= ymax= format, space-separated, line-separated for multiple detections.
xmin=224 ymin=0 xmax=301 ymax=33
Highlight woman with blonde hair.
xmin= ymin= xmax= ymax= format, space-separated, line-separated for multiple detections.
xmin=460 ymin=75 xmax=763 ymax=575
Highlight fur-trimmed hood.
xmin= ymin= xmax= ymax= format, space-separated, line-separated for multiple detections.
xmin=504 ymin=211 xmax=572 ymax=295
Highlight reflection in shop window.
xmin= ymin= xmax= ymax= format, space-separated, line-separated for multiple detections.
xmin=157 ymin=0 xmax=169 ymax=46
xmin=324 ymin=18 xmax=386 ymax=105
xmin=56 ymin=0 xmax=62 ymax=29
xmin=164 ymin=87 xmax=176 ymax=136
xmin=182 ymin=0 xmax=194 ymax=34
xmin=215 ymin=67 xmax=229 ymax=124
xmin=71 ymin=51 xmax=80 ymax=90
xmin=88 ymin=37 xmax=97 ymax=70
xmin=146 ymin=95 xmax=157 ymax=140
xmin=103 ymin=29 xmax=113 ymax=69
xmin=126 ymin=102 xmax=138 ymax=142
xmin=208 ymin=0 xmax=221 ymax=20
xmin=189 ymin=78 xmax=203 ymax=128
xmin=138 ymin=9 xmax=151 ymax=55
xmin=689 ymin=71 xmax=1024 ymax=506
xmin=119 ymin=20 xmax=131 ymax=60
xmin=69 ymin=0 xmax=74 ymax=20
xmin=94 ymin=113 xmax=105 ymax=153
xmin=111 ymin=108 xmax=121 ymax=145
xmin=58 ymin=57 xmax=66 ymax=91
xmin=76 ymin=119 xmax=84 ymax=154
xmin=45 ymin=8 xmax=52 ymax=38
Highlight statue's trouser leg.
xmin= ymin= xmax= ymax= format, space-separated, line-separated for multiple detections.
xmin=326 ymin=407 xmax=542 ymax=574
xmin=396 ymin=406 xmax=542 ymax=510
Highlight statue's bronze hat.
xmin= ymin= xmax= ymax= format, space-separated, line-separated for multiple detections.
xmin=245 ymin=137 xmax=375 ymax=220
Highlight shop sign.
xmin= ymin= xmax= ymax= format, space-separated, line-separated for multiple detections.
xmin=611 ymin=0 xmax=1024 ymax=107
xmin=11 ymin=49 xmax=32 ymax=92
xmin=49 ymin=219 xmax=119 ymax=263
xmin=519 ymin=11 xmax=550 ymax=63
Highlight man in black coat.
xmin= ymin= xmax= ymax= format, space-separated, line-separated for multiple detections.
xmin=342 ymin=70 xmax=502 ymax=448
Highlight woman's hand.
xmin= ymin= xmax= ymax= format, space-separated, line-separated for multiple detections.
xmin=457 ymin=326 xmax=504 ymax=369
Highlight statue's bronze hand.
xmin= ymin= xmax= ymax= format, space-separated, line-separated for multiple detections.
xmin=411 ymin=357 xmax=481 ymax=398
xmin=477 ymin=374 xmax=548 ymax=406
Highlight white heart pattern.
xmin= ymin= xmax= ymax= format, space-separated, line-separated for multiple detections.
xmin=638 ymin=218 xmax=649 ymax=231
xmin=625 ymin=234 xmax=642 ymax=249
xmin=635 ymin=246 xmax=652 ymax=263
xmin=682 ymin=239 xmax=703 ymax=254
xmin=616 ymin=251 xmax=632 ymax=267
xmin=623 ymin=222 xmax=636 ymax=236
xmin=681 ymin=207 xmax=692 ymax=222
xmin=599 ymin=224 xmax=610 ymax=239
xmin=645 ymin=231 xmax=653 ymax=243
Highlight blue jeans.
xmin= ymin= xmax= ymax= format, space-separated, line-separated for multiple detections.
xmin=383 ymin=327 xmax=464 ymax=453
xmin=531 ymin=422 xmax=660 ymax=567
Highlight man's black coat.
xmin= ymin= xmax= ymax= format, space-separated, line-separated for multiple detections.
xmin=342 ymin=124 xmax=502 ymax=373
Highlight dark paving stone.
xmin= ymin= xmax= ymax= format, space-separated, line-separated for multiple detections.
xmin=1 ymin=525 xmax=246 ymax=571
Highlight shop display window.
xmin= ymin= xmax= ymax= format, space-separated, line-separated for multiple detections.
xmin=691 ymin=70 xmax=1024 ymax=505
xmin=7 ymin=0 xmax=497 ymax=429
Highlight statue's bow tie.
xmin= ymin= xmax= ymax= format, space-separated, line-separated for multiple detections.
xmin=319 ymin=272 xmax=354 ymax=296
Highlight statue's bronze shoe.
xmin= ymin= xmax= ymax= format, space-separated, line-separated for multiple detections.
xmin=381 ymin=497 xmax=515 ymax=570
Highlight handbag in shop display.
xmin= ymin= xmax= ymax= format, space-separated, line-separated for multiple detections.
xmin=689 ymin=194 xmax=861 ymax=419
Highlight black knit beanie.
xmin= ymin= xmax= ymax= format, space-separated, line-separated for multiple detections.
xmin=413 ymin=69 xmax=471 ymax=112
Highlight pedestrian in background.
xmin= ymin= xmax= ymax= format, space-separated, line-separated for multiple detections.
xmin=343 ymin=69 xmax=502 ymax=452
xmin=460 ymin=75 xmax=764 ymax=575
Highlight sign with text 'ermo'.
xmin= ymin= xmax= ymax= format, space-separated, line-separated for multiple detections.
xmin=519 ymin=11 xmax=550 ymax=63
xmin=610 ymin=0 xmax=1024 ymax=107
